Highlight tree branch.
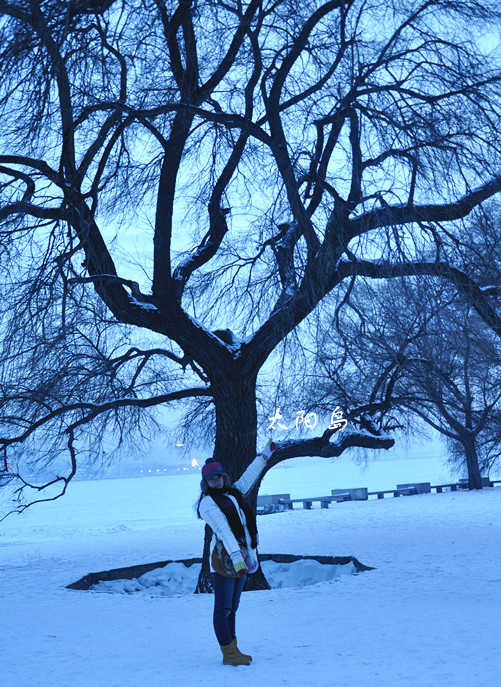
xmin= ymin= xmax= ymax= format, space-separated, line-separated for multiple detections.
xmin=0 ymin=428 xmax=78 ymax=521
xmin=337 ymin=259 xmax=501 ymax=339
xmin=0 ymin=388 xmax=213 ymax=448
xmin=350 ymin=175 xmax=501 ymax=235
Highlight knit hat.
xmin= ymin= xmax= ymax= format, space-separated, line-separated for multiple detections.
xmin=202 ymin=458 xmax=224 ymax=480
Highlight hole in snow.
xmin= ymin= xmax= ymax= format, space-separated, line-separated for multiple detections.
xmin=85 ymin=558 xmax=360 ymax=597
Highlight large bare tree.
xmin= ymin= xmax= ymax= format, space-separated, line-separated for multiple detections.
xmin=1 ymin=1 xmax=501 ymax=534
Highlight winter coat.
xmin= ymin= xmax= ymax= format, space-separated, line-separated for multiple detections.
xmin=198 ymin=455 xmax=266 ymax=573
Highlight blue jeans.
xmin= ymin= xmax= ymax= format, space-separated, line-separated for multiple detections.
xmin=211 ymin=572 xmax=246 ymax=646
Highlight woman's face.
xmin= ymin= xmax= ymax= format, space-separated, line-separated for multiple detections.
xmin=207 ymin=474 xmax=224 ymax=489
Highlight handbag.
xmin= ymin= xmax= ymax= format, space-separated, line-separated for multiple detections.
xmin=211 ymin=538 xmax=257 ymax=577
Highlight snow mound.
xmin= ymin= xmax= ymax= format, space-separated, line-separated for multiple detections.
xmin=92 ymin=562 xmax=200 ymax=597
xmin=90 ymin=559 xmax=357 ymax=596
xmin=261 ymin=558 xmax=356 ymax=588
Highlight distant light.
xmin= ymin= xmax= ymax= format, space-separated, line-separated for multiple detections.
xmin=191 ymin=458 xmax=199 ymax=468
xmin=176 ymin=443 xmax=185 ymax=447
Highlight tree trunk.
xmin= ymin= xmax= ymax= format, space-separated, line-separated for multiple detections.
xmin=211 ymin=371 xmax=258 ymax=481
xmin=195 ymin=524 xmax=214 ymax=593
xmin=244 ymin=478 xmax=271 ymax=591
xmin=463 ymin=432 xmax=483 ymax=489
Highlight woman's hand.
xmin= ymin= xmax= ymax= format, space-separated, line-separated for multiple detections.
xmin=230 ymin=551 xmax=248 ymax=578
xmin=261 ymin=438 xmax=276 ymax=461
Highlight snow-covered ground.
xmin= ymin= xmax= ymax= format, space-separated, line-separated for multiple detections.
xmin=1 ymin=452 xmax=500 ymax=687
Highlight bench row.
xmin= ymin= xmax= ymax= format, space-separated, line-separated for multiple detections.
xmin=257 ymin=479 xmax=501 ymax=512
xmin=279 ymin=486 xmax=418 ymax=510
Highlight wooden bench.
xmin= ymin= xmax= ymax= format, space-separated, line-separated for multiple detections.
xmin=430 ymin=480 xmax=491 ymax=493
xmin=332 ymin=487 xmax=368 ymax=501
xmin=257 ymin=493 xmax=291 ymax=514
xmin=279 ymin=496 xmax=337 ymax=510
xmin=397 ymin=482 xmax=431 ymax=494
xmin=368 ymin=487 xmax=418 ymax=499
xmin=431 ymin=483 xmax=459 ymax=493
xmin=330 ymin=492 xmax=352 ymax=503
xmin=457 ymin=477 xmax=492 ymax=489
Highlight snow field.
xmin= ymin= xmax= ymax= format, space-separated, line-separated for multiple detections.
xmin=1 ymin=454 xmax=500 ymax=687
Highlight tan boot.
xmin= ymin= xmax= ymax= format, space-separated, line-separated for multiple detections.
xmin=234 ymin=638 xmax=252 ymax=663
xmin=220 ymin=638 xmax=252 ymax=666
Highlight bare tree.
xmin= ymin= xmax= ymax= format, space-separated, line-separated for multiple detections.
xmin=2 ymin=0 xmax=501 ymax=581
xmin=312 ymin=275 xmax=501 ymax=489
xmin=407 ymin=302 xmax=501 ymax=489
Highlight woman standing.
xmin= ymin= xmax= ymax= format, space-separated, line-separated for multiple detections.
xmin=197 ymin=440 xmax=275 ymax=666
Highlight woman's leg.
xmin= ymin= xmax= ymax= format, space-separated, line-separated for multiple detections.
xmin=211 ymin=573 xmax=246 ymax=646
xmin=227 ymin=574 xmax=246 ymax=641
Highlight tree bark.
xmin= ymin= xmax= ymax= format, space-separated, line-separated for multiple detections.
xmin=194 ymin=524 xmax=214 ymax=594
xmin=211 ymin=370 xmax=258 ymax=481
xmin=463 ymin=431 xmax=483 ymax=489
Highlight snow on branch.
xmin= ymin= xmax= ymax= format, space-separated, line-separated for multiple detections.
xmin=265 ymin=428 xmax=394 ymax=469
xmin=67 ymin=274 xmax=157 ymax=309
